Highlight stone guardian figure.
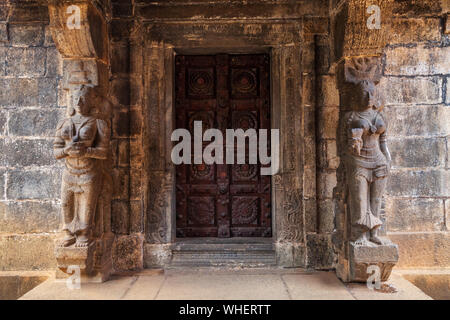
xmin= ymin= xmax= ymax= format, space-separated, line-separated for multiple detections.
xmin=54 ymin=81 xmax=110 ymax=248
xmin=335 ymin=57 xmax=399 ymax=283
xmin=344 ymin=80 xmax=391 ymax=246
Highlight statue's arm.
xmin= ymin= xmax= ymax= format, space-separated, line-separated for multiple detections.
xmin=379 ymin=115 xmax=391 ymax=163
xmin=54 ymin=123 xmax=67 ymax=160
xmin=85 ymin=119 xmax=110 ymax=160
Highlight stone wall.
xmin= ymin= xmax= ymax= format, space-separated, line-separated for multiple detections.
xmin=381 ymin=0 xmax=449 ymax=268
xmin=0 ymin=0 xmax=63 ymax=271
xmin=0 ymin=0 xmax=448 ymax=273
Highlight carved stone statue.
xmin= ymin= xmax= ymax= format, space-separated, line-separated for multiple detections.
xmin=335 ymin=57 xmax=398 ymax=283
xmin=344 ymin=80 xmax=391 ymax=246
xmin=54 ymin=84 xmax=110 ymax=248
xmin=53 ymin=59 xmax=111 ymax=252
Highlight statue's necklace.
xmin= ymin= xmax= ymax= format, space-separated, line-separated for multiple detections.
xmin=356 ymin=111 xmax=378 ymax=134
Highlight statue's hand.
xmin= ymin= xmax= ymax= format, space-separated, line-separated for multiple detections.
xmin=66 ymin=143 xmax=86 ymax=157
xmin=350 ymin=139 xmax=362 ymax=156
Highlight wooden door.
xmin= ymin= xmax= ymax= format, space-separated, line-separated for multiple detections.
xmin=175 ymin=54 xmax=271 ymax=238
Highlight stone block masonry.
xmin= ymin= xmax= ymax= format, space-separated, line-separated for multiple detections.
xmin=0 ymin=0 xmax=449 ymax=276
xmin=379 ymin=5 xmax=450 ymax=269
xmin=0 ymin=1 xmax=62 ymax=271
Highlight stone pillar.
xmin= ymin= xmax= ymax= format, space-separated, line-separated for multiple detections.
xmin=47 ymin=0 xmax=113 ymax=282
xmin=332 ymin=0 xmax=399 ymax=283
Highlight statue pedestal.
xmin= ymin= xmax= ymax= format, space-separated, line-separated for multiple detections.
xmin=336 ymin=239 xmax=399 ymax=283
xmin=55 ymin=233 xmax=114 ymax=283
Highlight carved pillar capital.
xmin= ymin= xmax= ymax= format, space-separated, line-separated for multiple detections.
xmin=48 ymin=0 xmax=108 ymax=60
xmin=334 ymin=0 xmax=394 ymax=59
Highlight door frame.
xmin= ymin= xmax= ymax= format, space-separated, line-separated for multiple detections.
xmin=141 ymin=21 xmax=306 ymax=263
xmin=173 ymin=52 xmax=273 ymax=239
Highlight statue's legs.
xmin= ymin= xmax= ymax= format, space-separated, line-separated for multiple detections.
xmin=369 ymin=177 xmax=387 ymax=244
xmin=348 ymin=171 xmax=370 ymax=244
xmin=60 ymin=182 xmax=76 ymax=247
xmin=74 ymin=179 xmax=101 ymax=247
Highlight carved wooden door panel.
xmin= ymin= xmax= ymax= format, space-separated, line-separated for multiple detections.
xmin=175 ymin=54 xmax=271 ymax=238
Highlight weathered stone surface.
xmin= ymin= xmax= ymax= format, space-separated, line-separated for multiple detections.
xmin=37 ymin=77 xmax=58 ymax=106
xmin=303 ymin=166 xmax=316 ymax=198
xmin=318 ymin=107 xmax=339 ymax=139
xmin=446 ymin=13 xmax=450 ymax=35
xmin=304 ymin=137 xmax=316 ymax=167
xmin=8 ymin=5 xmax=49 ymax=23
xmin=0 ymin=47 xmax=5 ymax=75
xmin=45 ymin=47 xmax=60 ymax=77
xmin=387 ymin=169 xmax=450 ymax=197
xmin=117 ymin=139 xmax=129 ymax=167
xmin=307 ymin=234 xmax=335 ymax=269
xmin=113 ymin=110 xmax=130 ymax=137
xmin=112 ymin=2 xmax=134 ymax=18
xmin=9 ymin=109 xmax=63 ymax=137
xmin=130 ymin=138 xmax=143 ymax=168
xmin=0 ymin=201 xmax=60 ymax=233
xmin=318 ymin=75 xmax=339 ymax=107
xmin=0 ymin=274 xmax=48 ymax=300
xmin=275 ymin=242 xmax=306 ymax=268
xmin=388 ymin=18 xmax=442 ymax=44
xmin=111 ymin=79 xmax=130 ymax=106
xmin=6 ymin=169 xmax=61 ymax=200
xmin=129 ymin=109 xmax=142 ymax=137
xmin=317 ymin=172 xmax=337 ymax=199
xmin=130 ymin=169 xmax=142 ymax=200
xmin=43 ymin=25 xmax=54 ymax=47
xmin=384 ymin=106 xmax=450 ymax=137
xmin=392 ymin=0 xmax=443 ymax=16
xmin=136 ymin=1 xmax=329 ymax=20
xmin=112 ymin=200 xmax=129 ymax=235
xmin=0 ymin=234 xmax=56 ymax=271
xmin=130 ymin=200 xmax=143 ymax=233
xmin=446 ymin=200 xmax=450 ymax=231
xmin=0 ymin=78 xmax=38 ymax=106
xmin=318 ymin=139 xmax=339 ymax=170
xmin=112 ymin=235 xmax=143 ymax=271
xmin=9 ymin=24 xmax=44 ymax=47
xmin=143 ymin=243 xmax=171 ymax=268
xmin=112 ymin=168 xmax=129 ymax=200
xmin=447 ymin=77 xmax=450 ymax=105
xmin=0 ymin=22 xmax=7 ymax=43
xmin=378 ymin=77 xmax=442 ymax=105
xmin=343 ymin=241 xmax=398 ymax=282
xmin=389 ymin=233 xmax=450 ymax=268
xmin=304 ymin=198 xmax=317 ymax=233
xmin=386 ymin=198 xmax=445 ymax=232
xmin=318 ymin=199 xmax=335 ymax=233
xmin=385 ymin=46 xmax=450 ymax=76
xmin=302 ymin=74 xmax=315 ymax=107
xmin=0 ymin=109 xmax=6 ymax=135
xmin=0 ymin=170 xmax=4 ymax=200
xmin=389 ymin=137 xmax=447 ymax=168
xmin=0 ymin=139 xmax=55 ymax=167
xmin=111 ymin=43 xmax=130 ymax=75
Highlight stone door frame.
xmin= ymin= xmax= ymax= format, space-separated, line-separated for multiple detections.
xmin=140 ymin=20 xmax=306 ymax=267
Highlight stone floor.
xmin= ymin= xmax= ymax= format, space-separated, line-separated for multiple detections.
xmin=19 ymin=268 xmax=432 ymax=300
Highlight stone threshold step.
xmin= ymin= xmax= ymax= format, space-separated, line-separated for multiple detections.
xmin=171 ymin=242 xmax=274 ymax=251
